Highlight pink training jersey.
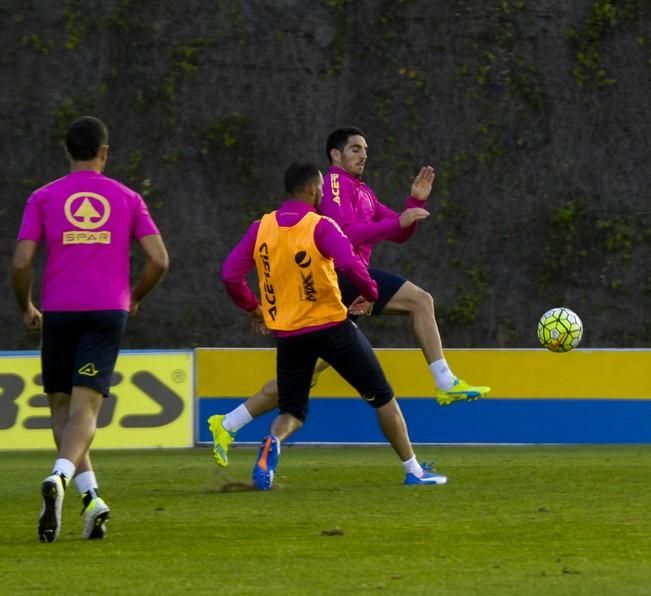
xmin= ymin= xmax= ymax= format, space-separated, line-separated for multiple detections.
xmin=320 ymin=166 xmax=424 ymax=267
xmin=17 ymin=170 xmax=160 ymax=311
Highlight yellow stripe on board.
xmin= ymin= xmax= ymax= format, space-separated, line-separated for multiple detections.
xmin=195 ymin=349 xmax=276 ymax=396
xmin=195 ymin=348 xmax=651 ymax=400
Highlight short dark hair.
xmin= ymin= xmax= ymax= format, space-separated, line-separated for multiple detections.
xmin=65 ymin=116 xmax=109 ymax=160
xmin=284 ymin=162 xmax=321 ymax=195
xmin=325 ymin=126 xmax=365 ymax=162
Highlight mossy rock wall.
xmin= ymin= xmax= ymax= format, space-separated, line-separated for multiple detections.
xmin=1 ymin=1 xmax=650 ymax=349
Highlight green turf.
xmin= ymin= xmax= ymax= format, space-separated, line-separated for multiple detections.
xmin=0 ymin=446 xmax=649 ymax=595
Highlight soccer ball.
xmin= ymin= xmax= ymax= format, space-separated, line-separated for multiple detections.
xmin=537 ymin=307 xmax=583 ymax=352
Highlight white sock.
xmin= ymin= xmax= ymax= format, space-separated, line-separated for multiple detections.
xmin=52 ymin=458 xmax=76 ymax=482
xmin=429 ymin=359 xmax=456 ymax=391
xmin=223 ymin=404 xmax=253 ymax=433
xmin=74 ymin=471 xmax=98 ymax=496
xmin=401 ymin=455 xmax=423 ymax=477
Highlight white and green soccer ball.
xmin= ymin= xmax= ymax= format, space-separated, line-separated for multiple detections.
xmin=537 ymin=307 xmax=583 ymax=352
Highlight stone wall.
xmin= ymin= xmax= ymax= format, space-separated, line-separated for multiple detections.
xmin=1 ymin=0 xmax=649 ymax=349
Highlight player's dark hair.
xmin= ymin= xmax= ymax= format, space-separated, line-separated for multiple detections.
xmin=65 ymin=116 xmax=109 ymax=161
xmin=284 ymin=162 xmax=321 ymax=195
xmin=325 ymin=126 xmax=365 ymax=162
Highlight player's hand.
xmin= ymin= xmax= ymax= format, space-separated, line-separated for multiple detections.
xmin=129 ymin=299 xmax=141 ymax=317
xmin=348 ymin=295 xmax=374 ymax=316
xmin=410 ymin=166 xmax=436 ymax=201
xmin=399 ymin=207 xmax=430 ymax=228
xmin=250 ymin=306 xmax=269 ymax=335
xmin=23 ymin=303 xmax=42 ymax=330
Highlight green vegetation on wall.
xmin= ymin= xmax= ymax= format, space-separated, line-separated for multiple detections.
xmin=566 ymin=0 xmax=647 ymax=87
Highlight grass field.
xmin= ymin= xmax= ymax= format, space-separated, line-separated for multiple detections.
xmin=1 ymin=445 xmax=650 ymax=595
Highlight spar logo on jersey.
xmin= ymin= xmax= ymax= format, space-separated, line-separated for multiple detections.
xmin=294 ymin=251 xmax=317 ymax=302
xmin=62 ymin=192 xmax=112 ymax=245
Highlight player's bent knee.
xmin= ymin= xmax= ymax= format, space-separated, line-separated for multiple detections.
xmin=393 ymin=282 xmax=434 ymax=314
xmin=416 ymin=286 xmax=434 ymax=309
xmin=403 ymin=287 xmax=434 ymax=317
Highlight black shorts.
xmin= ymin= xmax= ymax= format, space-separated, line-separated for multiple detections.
xmin=275 ymin=319 xmax=394 ymax=422
xmin=337 ymin=268 xmax=406 ymax=316
xmin=41 ymin=310 xmax=128 ymax=397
